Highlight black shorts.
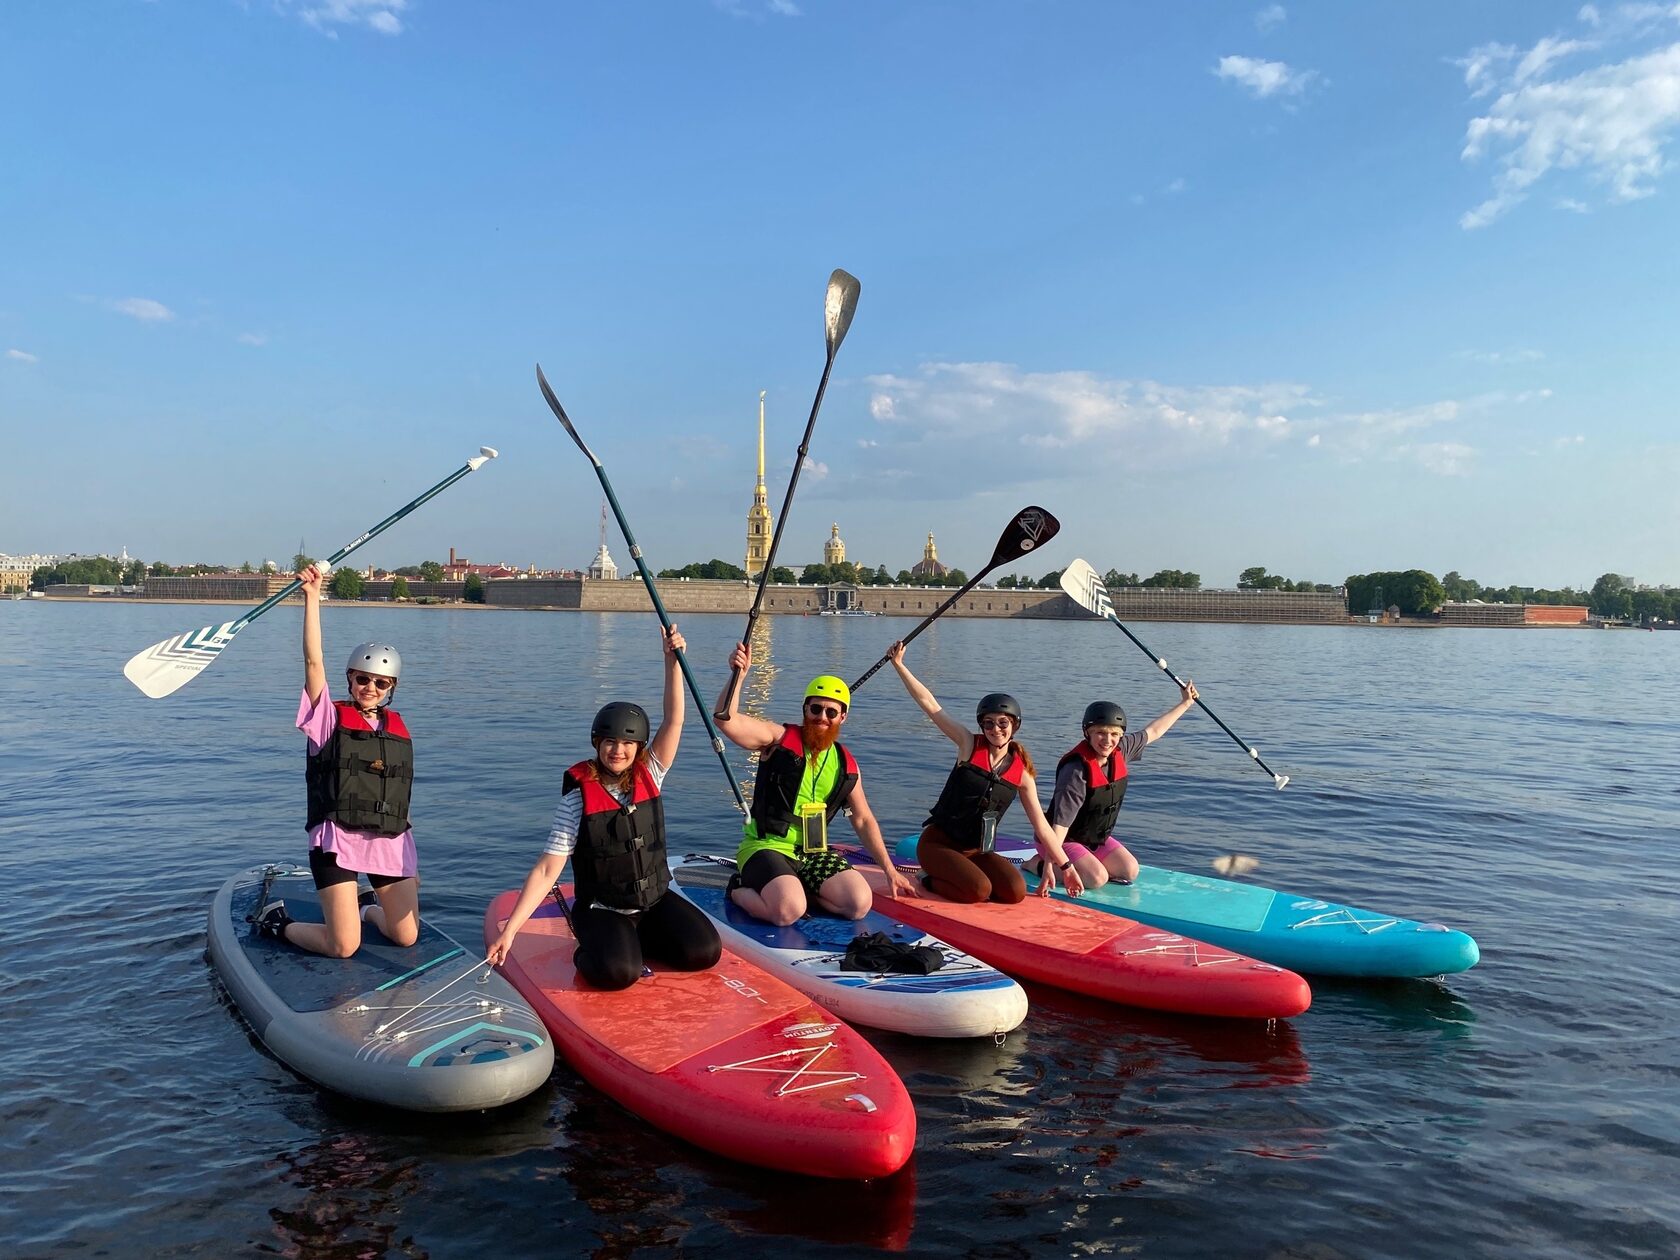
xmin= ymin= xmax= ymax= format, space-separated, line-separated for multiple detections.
xmin=740 ymin=848 xmax=853 ymax=899
xmin=309 ymin=847 xmax=410 ymax=892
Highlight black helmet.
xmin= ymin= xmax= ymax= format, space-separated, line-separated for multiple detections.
xmin=1082 ymin=700 xmax=1127 ymax=732
xmin=591 ymin=702 xmax=649 ymax=745
xmin=976 ymin=693 xmax=1023 ymax=728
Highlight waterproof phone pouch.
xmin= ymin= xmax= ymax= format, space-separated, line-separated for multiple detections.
xmin=798 ymin=802 xmax=829 ymax=854
xmin=980 ymin=811 xmax=999 ymax=854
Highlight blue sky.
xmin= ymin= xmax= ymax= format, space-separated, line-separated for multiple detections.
xmin=3 ymin=1 xmax=1677 ymax=589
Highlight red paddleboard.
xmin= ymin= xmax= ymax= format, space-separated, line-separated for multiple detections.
xmin=485 ymin=888 xmax=915 ymax=1180
xmin=853 ymin=864 xmax=1311 ymax=1020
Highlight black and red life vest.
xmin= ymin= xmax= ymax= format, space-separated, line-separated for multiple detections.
xmin=748 ymin=726 xmax=859 ymax=840
xmin=925 ymin=737 xmax=1026 ymax=848
xmin=563 ymin=759 xmax=670 ymax=912
xmin=305 ymin=702 xmax=415 ymax=836
xmin=1058 ymin=739 xmax=1128 ymax=845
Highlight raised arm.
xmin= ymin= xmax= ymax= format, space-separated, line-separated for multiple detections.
xmin=887 ymin=641 xmax=970 ymax=751
xmin=647 ymin=624 xmax=686 ymax=770
xmin=714 ymin=640 xmax=785 ymax=751
xmin=300 ymin=565 xmax=327 ymax=703
xmin=1142 ymin=680 xmax=1199 ymax=745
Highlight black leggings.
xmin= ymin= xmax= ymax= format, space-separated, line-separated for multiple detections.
xmin=571 ymin=892 xmax=722 ymax=992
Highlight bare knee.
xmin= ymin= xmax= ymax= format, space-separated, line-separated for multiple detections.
xmin=326 ymin=935 xmax=360 ymax=959
xmin=386 ymin=923 xmax=420 ymax=948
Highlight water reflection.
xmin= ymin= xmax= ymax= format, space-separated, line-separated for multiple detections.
xmin=267 ymin=1130 xmax=428 ymax=1260
xmin=555 ymin=1087 xmax=917 ymax=1255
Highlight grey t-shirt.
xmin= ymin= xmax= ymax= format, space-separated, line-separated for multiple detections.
xmin=1049 ymin=734 xmax=1148 ymax=828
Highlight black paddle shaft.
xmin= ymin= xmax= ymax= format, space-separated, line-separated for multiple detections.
xmin=850 ymin=506 xmax=1060 ymax=692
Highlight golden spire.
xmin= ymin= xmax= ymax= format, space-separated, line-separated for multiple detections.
xmin=746 ymin=390 xmax=773 ymax=578
xmin=756 ymin=390 xmax=766 ymax=493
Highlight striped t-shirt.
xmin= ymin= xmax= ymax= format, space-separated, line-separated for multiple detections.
xmin=543 ymin=755 xmax=668 ymax=857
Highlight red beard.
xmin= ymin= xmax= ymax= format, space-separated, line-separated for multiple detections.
xmin=800 ymin=718 xmax=840 ymax=755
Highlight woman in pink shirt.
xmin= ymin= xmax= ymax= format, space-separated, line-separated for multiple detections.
xmin=255 ymin=564 xmax=420 ymax=955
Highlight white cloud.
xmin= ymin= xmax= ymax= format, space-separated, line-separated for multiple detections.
xmin=5 ymin=348 xmax=38 ymax=363
xmin=800 ymin=455 xmax=829 ymax=478
xmin=237 ymin=332 xmax=269 ymax=347
xmin=857 ymin=438 xmax=879 ymax=449
xmin=1556 ymin=195 xmax=1594 ymax=211
xmin=869 ymin=392 xmax=896 ymax=420
xmin=1555 ymin=433 xmax=1588 ymax=447
xmin=1581 ymin=5 xmax=1603 ymax=29
xmin=1457 ymin=347 xmax=1545 ymax=364
xmin=1255 ymin=5 xmax=1287 ymax=33
xmin=714 ymin=0 xmax=801 ymax=17
xmin=855 ymin=363 xmax=1561 ymax=488
xmin=1407 ymin=441 xmax=1477 ymax=476
xmin=1164 ymin=177 xmax=1187 ymax=194
xmin=1459 ymin=22 xmax=1680 ymax=228
xmin=275 ymin=1 xmax=408 ymax=37
xmin=105 ymin=297 xmax=174 ymax=322
xmin=1215 ymin=55 xmax=1319 ymax=100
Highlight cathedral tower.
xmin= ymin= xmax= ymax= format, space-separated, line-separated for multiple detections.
xmin=824 ymin=523 xmax=846 ymax=566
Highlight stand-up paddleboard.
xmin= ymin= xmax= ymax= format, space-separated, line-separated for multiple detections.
xmin=848 ymin=851 xmax=1310 ymax=1020
xmin=945 ymin=835 xmax=1480 ymax=979
xmin=208 ymin=864 xmax=553 ymax=1112
xmin=486 ymin=886 xmax=915 ymax=1180
xmin=669 ymin=853 xmax=1027 ymax=1039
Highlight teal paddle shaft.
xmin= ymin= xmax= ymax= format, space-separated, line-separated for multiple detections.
xmin=536 ymin=365 xmax=748 ymax=815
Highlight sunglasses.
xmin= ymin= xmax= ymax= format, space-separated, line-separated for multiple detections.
xmin=804 ymin=702 xmax=844 ymax=720
xmin=979 ymin=717 xmax=1014 ymax=731
xmin=350 ymin=672 xmax=394 ymax=691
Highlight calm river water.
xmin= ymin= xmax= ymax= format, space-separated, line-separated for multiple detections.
xmin=2 ymin=601 xmax=1676 ymax=1258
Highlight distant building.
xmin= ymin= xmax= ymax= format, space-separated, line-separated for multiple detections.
xmin=745 ymin=391 xmax=772 ymax=579
xmin=910 ymin=532 xmax=949 ymax=581
xmin=824 ymin=523 xmax=846 ymax=566
xmin=0 ymin=552 xmax=54 ymax=593
xmin=442 ymin=546 xmax=520 ymax=582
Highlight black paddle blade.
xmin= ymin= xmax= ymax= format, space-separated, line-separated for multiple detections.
xmin=987 ymin=505 xmax=1060 ymax=568
xmin=825 ymin=270 xmax=861 ymax=354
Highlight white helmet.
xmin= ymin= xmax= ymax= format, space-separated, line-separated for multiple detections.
xmin=346 ymin=643 xmax=402 ymax=704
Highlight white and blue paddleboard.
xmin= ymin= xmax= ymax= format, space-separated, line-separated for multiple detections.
xmin=208 ymin=863 xmax=553 ymax=1111
xmin=894 ymin=835 xmax=1479 ymax=980
xmin=670 ymin=854 xmax=1028 ymax=1038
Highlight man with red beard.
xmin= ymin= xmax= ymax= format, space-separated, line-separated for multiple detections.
xmin=715 ymin=641 xmax=919 ymax=925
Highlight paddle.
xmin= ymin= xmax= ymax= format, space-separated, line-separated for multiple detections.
xmin=715 ymin=268 xmax=862 ymax=719
xmin=849 ymin=506 xmax=1061 ymax=692
xmin=1058 ymin=558 xmax=1289 ymax=789
xmin=537 ymin=365 xmax=749 ymax=815
xmin=122 ymin=447 xmax=499 ymax=699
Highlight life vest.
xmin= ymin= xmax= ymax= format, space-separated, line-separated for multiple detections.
xmin=925 ymin=738 xmax=1026 ymax=848
xmin=1058 ymin=739 xmax=1128 ymax=845
xmin=564 ymin=759 xmax=669 ymax=911
xmin=305 ymin=702 xmax=414 ymax=836
xmin=748 ymin=726 xmax=859 ymax=840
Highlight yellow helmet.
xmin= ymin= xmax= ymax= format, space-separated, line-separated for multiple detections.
xmin=804 ymin=675 xmax=851 ymax=711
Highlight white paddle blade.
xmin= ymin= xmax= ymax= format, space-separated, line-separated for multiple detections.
xmin=1211 ymin=853 xmax=1261 ymax=877
xmin=1059 ymin=558 xmax=1116 ymax=620
xmin=123 ymin=621 xmax=242 ymax=698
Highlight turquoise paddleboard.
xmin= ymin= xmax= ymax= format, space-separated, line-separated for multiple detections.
xmin=894 ymin=835 xmax=1478 ymax=979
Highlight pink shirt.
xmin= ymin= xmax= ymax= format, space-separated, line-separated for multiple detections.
xmin=297 ymin=688 xmax=418 ymax=879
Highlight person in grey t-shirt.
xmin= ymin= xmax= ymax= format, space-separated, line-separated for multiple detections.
xmin=1047 ymin=682 xmax=1198 ymax=889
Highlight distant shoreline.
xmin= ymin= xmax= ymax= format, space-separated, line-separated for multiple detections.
xmin=16 ymin=592 xmax=1634 ymax=628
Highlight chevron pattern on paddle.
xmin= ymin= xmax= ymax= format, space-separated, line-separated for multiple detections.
xmin=123 ymin=621 xmax=241 ymax=697
xmin=1061 ymin=558 xmax=1115 ymax=620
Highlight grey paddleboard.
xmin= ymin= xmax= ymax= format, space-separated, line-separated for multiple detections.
xmin=208 ymin=863 xmax=553 ymax=1112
